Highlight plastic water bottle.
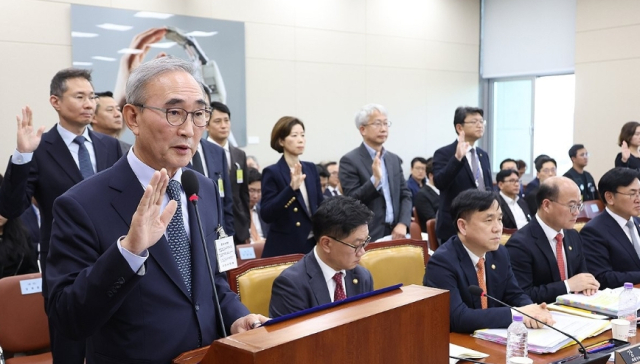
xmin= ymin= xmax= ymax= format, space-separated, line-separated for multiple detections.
xmin=506 ymin=314 xmax=528 ymax=363
xmin=618 ymin=282 xmax=638 ymax=337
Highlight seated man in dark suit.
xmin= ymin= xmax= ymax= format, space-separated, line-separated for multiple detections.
xmin=407 ymin=157 xmax=428 ymax=202
xmin=506 ymin=177 xmax=599 ymax=304
xmin=415 ymin=158 xmax=439 ymax=232
xmin=270 ymin=196 xmax=375 ymax=318
xmin=496 ymin=169 xmax=531 ymax=229
xmin=581 ymin=167 xmax=640 ymax=289
xmin=524 ymin=154 xmax=550 ymax=198
xmin=424 ymin=189 xmax=554 ymax=333
xmin=433 ymin=106 xmax=493 ymax=244
xmin=247 ymin=168 xmax=269 ymax=243
xmin=525 ymin=156 xmax=557 ymax=215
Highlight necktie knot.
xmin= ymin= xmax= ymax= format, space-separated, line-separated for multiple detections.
xmin=555 ymin=233 xmax=563 ymax=244
xmin=167 ymin=180 xmax=182 ymax=202
xmin=332 ymin=272 xmax=343 ymax=283
xmin=476 ymin=257 xmax=485 ymax=270
xmin=73 ymin=135 xmax=86 ymax=145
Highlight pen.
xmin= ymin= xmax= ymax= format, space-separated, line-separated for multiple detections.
xmin=588 ymin=343 xmax=614 ymax=353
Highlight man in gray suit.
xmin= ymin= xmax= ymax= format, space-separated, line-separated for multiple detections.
xmin=339 ymin=104 xmax=412 ymax=241
xmin=269 ymin=196 xmax=375 ymax=318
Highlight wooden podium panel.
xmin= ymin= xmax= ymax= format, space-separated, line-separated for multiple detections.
xmin=175 ymin=285 xmax=449 ymax=364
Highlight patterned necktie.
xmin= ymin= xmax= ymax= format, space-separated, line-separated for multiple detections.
xmin=166 ymin=180 xmax=192 ymax=294
xmin=332 ymin=272 xmax=346 ymax=302
xmin=476 ymin=258 xmax=488 ymax=309
xmin=73 ymin=136 xmax=94 ymax=179
xmin=626 ymin=220 xmax=640 ymax=259
xmin=555 ymin=233 xmax=567 ymax=281
xmin=470 ymin=148 xmax=485 ymax=191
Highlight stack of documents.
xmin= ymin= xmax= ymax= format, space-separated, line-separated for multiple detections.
xmin=449 ymin=343 xmax=489 ymax=364
xmin=556 ymin=287 xmax=640 ymax=316
xmin=472 ymin=312 xmax=609 ymax=354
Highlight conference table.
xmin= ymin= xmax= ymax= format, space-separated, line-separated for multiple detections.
xmin=450 ymin=328 xmax=637 ymax=363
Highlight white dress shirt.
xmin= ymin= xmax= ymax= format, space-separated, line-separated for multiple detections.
xmin=313 ymin=246 xmax=347 ymax=302
xmin=605 ymin=207 xmax=640 ymax=254
xmin=499 ymin=191 xmax=529 ymax=229
xmin=535 ymin=215 xmax=571 ymax=293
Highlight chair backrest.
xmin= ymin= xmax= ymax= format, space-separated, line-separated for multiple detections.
xmin=227 ymin=254 xmax=304 ymax=316
xmin=501 ymin=227 xmax=517 ymax=245
xmin=412 ymin=207 xmax=422 ymax=227
xmin=235 ymin=242 xmax=265 ymax=265
xmin=574 ymin=217 xmax=591 ymax=232
xmin=0 ymin=273 xmax=50 ymax=355
xmin=426 ymin=219 xmax=438 ymax=252
xmin=582 ymin=200 xmax=604 ymax=219
xmin=360 ymin=239 xmax=428 ymax=290
xmin=409 ymin=220 xmax=423 ymax=240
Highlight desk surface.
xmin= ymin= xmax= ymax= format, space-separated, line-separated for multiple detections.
xmin=450 ymin=329 xmax=637 ymax=363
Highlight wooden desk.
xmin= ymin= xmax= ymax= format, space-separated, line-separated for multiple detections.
xmin=451 ymin=329 xmax=638 ymax=363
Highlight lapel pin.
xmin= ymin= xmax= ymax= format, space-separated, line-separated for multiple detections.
xmin=353 ymin=279 xmax=358 ymax=284
xmin=491 ymin=264 xmax=496 ymax=270
xmin=569 ymin=246 xmax=572 ymax=251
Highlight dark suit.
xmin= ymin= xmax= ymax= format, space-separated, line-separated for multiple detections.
xmin=46 ymin=157 xmax=249 ymax=363
xmin=195 ymin=140 xmax=235 ymax=236
xmin=497 ymin=194 xmax=531 ymax=230
xmin=260 ymin=157 xmax=323 ymax=258
xmin=339 ymin=143 xmax=412 ymax=241
xmin=506 ymin=218 xmax=588 ymax=303
xmin=414 ymin=185 xmax=439 ymax=232
xmin=424 ymin=236 xmax=532 ymax=333
xmin=0 ymin=125 xmax=122 ymax=363
xmin=253 ymin=203 xmax=270 ymax=239
xmin=581 ymin=211 xmax=640 ymax=289
xmin=433 ymin=141 xmax=492 ymax=243
xmin=524 ymin=177 xmax=540 ymax=197
xmin=524 ymin=186 xmax=540 ymax=215
xmin=269 ymin=249 xmax=373 ymax=318
xmin=20 ymin=204 xmax=40 ymax=260
xmin=230 ymin=145 xmax=251 ymax=244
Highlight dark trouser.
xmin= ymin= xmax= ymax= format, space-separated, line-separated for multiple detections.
xmin=42 ymin=257 xmax=86 ymax=364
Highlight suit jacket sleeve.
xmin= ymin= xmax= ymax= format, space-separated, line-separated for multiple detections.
xmin=425 ymin=252 xmax=512 ymax=333
xmin=581 ymin=223 xmax=640 ymax=288
xmin=338 ymin=153 xmax=381 ymax=205
xmin=506 ymin=235 xmax=567 ymax=304
xmin=395 ymin=157 xmax=413 ymax=227
xmin=415 ymin=189 xmax=436 ymax=225
xmin=0 ymin=158 xmax=36 ymax=219
xmin=432 ymin=146 xmax=466 ymax=191
xmin=260 ymin=166 xmax=296 ymax=224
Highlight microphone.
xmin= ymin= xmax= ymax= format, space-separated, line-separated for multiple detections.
xmin=182 ymin=170 xmax=227 ymax=338
xmin=467 ymin=285 xmax=609 ymax=363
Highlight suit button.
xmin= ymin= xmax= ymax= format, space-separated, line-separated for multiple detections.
xmin=117 ymin=277 xmax=125 ymax=284
xmin=292 ymin=197 xmax=296 ymax=201
xmin=293 ymin=208 xmax=298 ymax=212
xmin=107 ymin=290 xmax=114 ymax=297
xmin=296 ymin=222 xmax=301 ymax=227
xmin=195 ymin=303 xmax=200 ymax=312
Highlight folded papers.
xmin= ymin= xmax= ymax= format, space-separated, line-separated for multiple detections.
xmin=449 ymin=343 xmax=489 ymax=364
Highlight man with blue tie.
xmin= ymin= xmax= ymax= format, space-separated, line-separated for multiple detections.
xmin=269 ymin=195 xmax=374 ymax=318
xmin=45 ymin=57 xmax=266 ymax=363
xmin=0 ymin=69 xmax=123 ymax=363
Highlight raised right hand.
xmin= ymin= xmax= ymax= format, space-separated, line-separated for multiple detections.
xmin=622 ymin=141 xmax=631 ymax=163
xmin=372 ymin=151 xmax=382 ymax=187
xmin=121 ymin=169 xmax=176 ymax=255
xmin=289 ymin=163 xmax=306 ymax=191
xmin=16 ymin=106 xmax=45 ymax=154
xmin=454 ymin=130 xmax=469 ymax=161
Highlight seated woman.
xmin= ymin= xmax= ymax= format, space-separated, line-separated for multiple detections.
xmin=615 ymin=121 xmax=640 ymax=170
xmin=260 ymin=117 xmax=323 ymax=258
xmin=0 ymin=174 xmax=38 ymax=278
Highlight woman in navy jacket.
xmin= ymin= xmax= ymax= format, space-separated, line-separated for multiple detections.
xmin=260 ymin=117 xmax=323 ymax=258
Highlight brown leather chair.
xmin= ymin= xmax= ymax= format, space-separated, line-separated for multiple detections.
xmin=409 ymin=220 xmax=423 ymax=240
xmin=360 ymin=239 xmax=428 ymax=290
xmin=227 ymin=254 xmax=304 ymax=316
xmin=573 ymin=216 xmax=591 ymax=232
xmin=412 ymin=207 xmax=422 ymax=228
xmin=426 ymin=219 xmax=438 ymax=252
xmin=0 ymin=273 xmax=52 ymax=364
xmin=235 ymin=241 xmax=265 ymax=265
xmin=582 ymin=200 xmax=604 ymax=219
xmin=501 ymin=227 xmax=517 ymax=245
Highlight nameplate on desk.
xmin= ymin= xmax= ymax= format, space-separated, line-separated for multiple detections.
xmin=615 ymin=342 xmax=640 ymax=364
xmin=238 ymin=246 xmax=256 ymax=260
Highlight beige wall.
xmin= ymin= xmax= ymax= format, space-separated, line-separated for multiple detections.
xmin=575 ymin=0 xmax=640 ymax=182
xmin=0 ymin=0 xmax=480 ymax=175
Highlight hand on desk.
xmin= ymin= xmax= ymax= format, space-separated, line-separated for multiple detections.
xmin=231 ymin=314 xmax=270 ymax=334
xmin=518 ymin=302 xmax=555 ymax=329
xmin=568 ymin=273 xmax=600 ymax=296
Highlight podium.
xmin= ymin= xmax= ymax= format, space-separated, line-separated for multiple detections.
xmin=173 ymin=285 xmax=449 ymax=364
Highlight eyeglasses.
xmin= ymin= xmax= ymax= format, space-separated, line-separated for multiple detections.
xmin=248 ymin=188 xmax=261 ymax=195
xmin=503 ymin=178 xmax=521 ymax=184
xmin=615 ymin=190 xmax=640 ymax=200
xmin=328 ymin=235 xmax=371 ymax=253
xmin=463 ymin=119 xmax=486 ymax=126
xmin=134 ymin=104 xmax=211 ymax=127
xmin=550 ymin=200 xmax=584 ymax=214
xmin=365 ymin=120 xmax=392 ymax=128
xmin=577 ymin=153 xmax=590 ymax=158
xmin=541 ymin=168 xmax=557 ymax=174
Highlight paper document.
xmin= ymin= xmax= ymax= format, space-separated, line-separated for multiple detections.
xmin=472 ymin=312 xmax=610 ymax=354
xmin=556 ymin=287 xmax=640 ymax=316
xmin=548 ymin=303 xmax=609 ymax=320
xmin=449 ymin=343 xmax=489 ymax=364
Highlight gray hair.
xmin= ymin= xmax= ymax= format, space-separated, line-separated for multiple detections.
xmin=354 ymin=103 xmax=387 ymax=128
xmin=125 ymin=57 xmax=200 ymax=105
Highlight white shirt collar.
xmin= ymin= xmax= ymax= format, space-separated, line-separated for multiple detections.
xmin=57 ymin=123 xmax=92 ymax=147
xmin=461 ymin=239 xmax=485 ymax=268
xmin=499 ymin=191 xmax=519 ymax=205
xmin=126 ymin=147 xmax=183 ymax=188
xmin=535 ymin=214 xmax=563 ymax=241
xmin=313 ymin=245 xmax=346 ymax=284
xmin=426 ymin=181 xmax=439 ymax=195
xmin=208 ymin=137 xmax=228 ymax=152
xmin=606 ymin=207 xmax=634 ymax=229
